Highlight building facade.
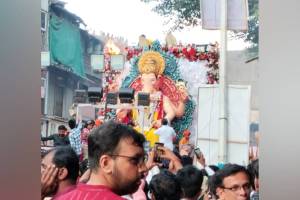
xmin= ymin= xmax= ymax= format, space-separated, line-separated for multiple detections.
xmin=41 ymin=0 xmax=103 ymax=141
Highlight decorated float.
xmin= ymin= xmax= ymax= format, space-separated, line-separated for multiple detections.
xmin=97 ymin=34 xmax=219 ymax=146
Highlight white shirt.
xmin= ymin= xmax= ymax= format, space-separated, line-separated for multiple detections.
xmin=155 ymin=125 xmax=176 ymax=150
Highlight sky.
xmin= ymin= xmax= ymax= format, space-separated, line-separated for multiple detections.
xmin=63 ymin=0 xmax=246 ymax=50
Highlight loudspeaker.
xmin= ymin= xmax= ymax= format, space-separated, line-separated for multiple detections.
xmin=74 ymin=89 xmax=87 ymax=103
xmin=106 ymin=92 xmax=118 ymax=105
xmin=119 ymin=88 xmax=135 ymax=104
xmin=138 ymin=92 xmax=150 ymax=106
xmin=88 ymin=87 xmax=103 ymax=103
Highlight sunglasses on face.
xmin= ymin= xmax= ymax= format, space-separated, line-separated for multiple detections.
xmin=109 ymin=154 xmax=148 ymax=166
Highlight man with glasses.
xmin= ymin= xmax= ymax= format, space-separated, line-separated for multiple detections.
xmin=56 ymin=120 xmax=148 ymax=200
xmin=209 ymin=164 xmax=251 ymax=200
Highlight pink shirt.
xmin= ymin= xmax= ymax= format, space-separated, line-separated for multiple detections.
xmin=54 ymin=183 xmax=125 ymax=200
xmin=81 ymin=128 xmax=90 ymax=145
xmin=52 ymin=185 xmax=76 ymax=199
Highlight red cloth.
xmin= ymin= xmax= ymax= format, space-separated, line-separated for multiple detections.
xmin=52 ymin=185 xmax=76 ymax=199
xmin=157 ymin=93 xmax=164 ymax=120
xmin=54 ymin=183 xmax=125 ymax=200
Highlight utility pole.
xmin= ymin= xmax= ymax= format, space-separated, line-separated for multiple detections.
xmin=218 ymin=0 xmax=228 ymax=164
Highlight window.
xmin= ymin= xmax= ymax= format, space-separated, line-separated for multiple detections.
xmin=41 ymin=11 xmax=47 ymax=31
xmin=41 ymin=77 xmax=46 ymax=115
xmin=53 ymin=86 xmax=64 ymax=117
xmin=41 ymin=98 xmax=45 ymax=115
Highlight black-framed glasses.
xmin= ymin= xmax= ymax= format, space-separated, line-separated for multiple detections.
xmin=109 ymin=154 xmax=148 ymax=166
xmin=222 ymin=183 xmax=251 ymax=192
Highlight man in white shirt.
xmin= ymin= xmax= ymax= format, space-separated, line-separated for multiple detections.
xmin=154 ymin=119 xmax=176 ymax=151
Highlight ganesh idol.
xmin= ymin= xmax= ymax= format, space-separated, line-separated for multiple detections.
xmin=119 ymin=51 xmax=188 ymax=146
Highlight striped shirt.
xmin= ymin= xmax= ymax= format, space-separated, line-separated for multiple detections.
xmin=68 ymin=123 xmax=82 ymax=156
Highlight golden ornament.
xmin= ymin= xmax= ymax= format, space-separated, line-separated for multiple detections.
xmin=138 ymin=51 xmax=165 ymax=75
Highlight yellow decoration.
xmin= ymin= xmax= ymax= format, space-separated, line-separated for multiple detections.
xmin=146 ymin=39 xmax=153 ymax=46
xmin=132 ymin=106 xmax=160 ymax=147
xmin=105 ymin=39 xmax=120 ymax=55
xmin=138 ymin=51 xmax=165 ymax=75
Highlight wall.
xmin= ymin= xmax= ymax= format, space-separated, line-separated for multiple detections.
xmin=227 ymin=50 xmax=259 ymax=110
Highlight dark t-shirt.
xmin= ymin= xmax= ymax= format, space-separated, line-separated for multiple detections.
xmin=41 ymin=134 xmax=70 ymax=146
xmin=54 ymin=183 xmax=125 ymax=200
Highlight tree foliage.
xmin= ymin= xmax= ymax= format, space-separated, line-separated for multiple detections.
xmin=141 ymin=0 xmax=259 ymax=48
xmin=246 ymin=0 xmax=259 ymax=47
xmin=141 ymin=0 xmax=201 ymax=30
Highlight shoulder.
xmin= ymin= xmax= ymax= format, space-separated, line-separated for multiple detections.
xmin=55 ymin=184 xmax=125 ymax=200
xmin=166 ymin=126 xmax=175 ymax=132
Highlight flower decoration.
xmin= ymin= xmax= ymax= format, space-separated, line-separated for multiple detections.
xmin=125 ymin=42 xmax=219 ymax=84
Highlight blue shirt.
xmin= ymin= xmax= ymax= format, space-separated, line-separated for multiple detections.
xmin=68 ymin=123 xmax=82 ymax=156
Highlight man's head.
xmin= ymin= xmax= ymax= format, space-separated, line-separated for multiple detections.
xmin=86 ymin=120 xmax=95 ymax=130
xmin=210 ymin=164 xmax=251 ymax=200
xmin=88 ymin=120 xmax=147 ymax=195
xmin=176 ymin=165 xmax=203 ymax=199
xmin=149 ymin=169 xmax=181 ymax=200
xmin=58 ymin=125 xmax=67 ymax=137
xmin=162 ymin=118 xmax=168 ymax=126
xmin=180 ymin=155 xmax=193 ymax=166
xmin=68 ymin=119 xmax=76 ymax=130
xmin=41 ymin=146 xmax=79 ymax=196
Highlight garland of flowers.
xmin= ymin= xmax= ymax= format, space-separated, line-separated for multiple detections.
xmin=101 ymin=49 xmax=110 ymax=101
xmin=98 ymin=48 xmax=119 ymax=119
xmin=125 ymin=43 xmax=219 ymax=84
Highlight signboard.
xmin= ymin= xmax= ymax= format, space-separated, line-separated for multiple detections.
xmin=91 ymin=54 xmax=104 ymax=72
xmin=76 ymin=104 xmax=96 ymax=123
xmin=201 ymin=0 xmax=248 ymax=31
xmin=196 ymin=85 xmax=251 ymax=166
xmin=111 ymin=54 xmax=125 ymax=70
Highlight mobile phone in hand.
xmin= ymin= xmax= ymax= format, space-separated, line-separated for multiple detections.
xmin=154 ymin=142 xmax=164 ymax=163
xmin=194 ymin=147 xmax=202 ymax=159
xmin=143 ymin=141 xmax=150 ymax=153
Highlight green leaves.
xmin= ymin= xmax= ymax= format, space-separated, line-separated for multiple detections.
xmin=141 ymin=0 xmax=200 ymax=31
xmin=141 ymin=0 xmax=259 ymax=52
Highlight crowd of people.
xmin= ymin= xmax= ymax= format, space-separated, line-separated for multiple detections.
xmin=41 ymin=119 xmax=259 ymax=200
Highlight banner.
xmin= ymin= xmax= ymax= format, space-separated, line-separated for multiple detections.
xmin=201 ymin=0 xmax=249 ymax=31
